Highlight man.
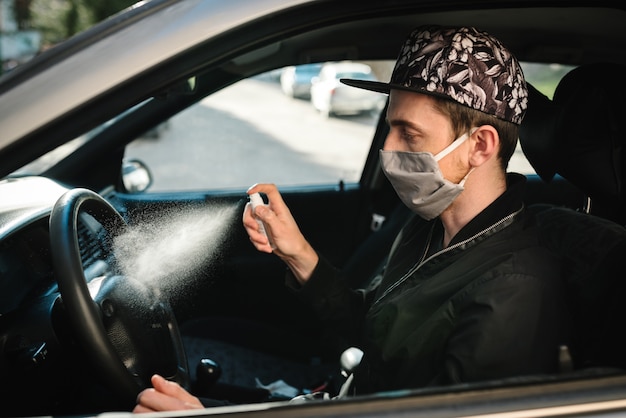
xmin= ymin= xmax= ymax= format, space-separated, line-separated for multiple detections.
xmin=134 ymin=25 xmax=570 ymax=412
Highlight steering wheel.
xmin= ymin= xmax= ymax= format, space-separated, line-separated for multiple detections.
xmin=49 ymin=188 xmax=189 ymax=404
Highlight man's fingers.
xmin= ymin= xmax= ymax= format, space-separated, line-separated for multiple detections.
xmin=133 ymin=375 xmax=203 ymax=412
xmin=135 ymin=388 xmax=181 ymax=412
xmin=247 ymin=183 xmax=288 ymax=215
xmin=151 ymin=375 xmax=199 ymax=404
xmin=242 ymin=202 xmax=272 ymax=251
xmin=133 ymin=403 xmax=155 ymax=413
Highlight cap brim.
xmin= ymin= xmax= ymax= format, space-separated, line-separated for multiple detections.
xmin=340 ymin=78 xmax=391 ymax=94
xmin=341 ymin=78 xmax=473 ymax=107
xmin=340 ymin=78 xmax=446 ymax=99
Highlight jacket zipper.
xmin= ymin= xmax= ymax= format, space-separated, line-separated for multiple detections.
xmin=373 ymin=206 xmax=523 ymax=306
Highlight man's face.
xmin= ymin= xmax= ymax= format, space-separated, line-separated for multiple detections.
xmin=383 ymin=90 xmax=468 ymax=182
xmin=384 ymin=90 xmax=455 ymax=154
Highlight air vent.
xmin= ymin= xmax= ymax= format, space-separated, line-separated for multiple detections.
xmin=76 ymin=217 xmax=104 ymax=268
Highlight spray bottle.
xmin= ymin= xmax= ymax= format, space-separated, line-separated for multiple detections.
xmin=249 ymin=192 xmax=275 ymax=249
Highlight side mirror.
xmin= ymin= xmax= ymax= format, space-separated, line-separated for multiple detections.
xmin=121 ymin=159 xmax=152 ymax=193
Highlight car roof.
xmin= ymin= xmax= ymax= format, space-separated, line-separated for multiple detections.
xmin=0 ymin=0 xmax=624 ymax=178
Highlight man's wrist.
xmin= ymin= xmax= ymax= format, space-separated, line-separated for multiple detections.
xmin=284 ymin=243 xmax=319 ymax=285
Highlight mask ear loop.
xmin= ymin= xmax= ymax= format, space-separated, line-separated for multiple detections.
xmin=434 ymin=133 xmax=468 ymax=162
xmin=433 ymin=127 xmax=478 ymax=162
xmin=459 ymin=167 xmax=475 ymax=186
xmin=435 ymin=128 xmax=478 ymax=185
xmin=458 ymin=128 xmax=479 ymax=186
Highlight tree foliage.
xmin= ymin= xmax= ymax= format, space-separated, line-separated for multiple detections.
xmin=81 ymin=0 xmax=136 ymax=22
xmin=13 ymin=0 xmax=33 ymax=29
xmin=29 ymin=0 xmax=137 ymax=46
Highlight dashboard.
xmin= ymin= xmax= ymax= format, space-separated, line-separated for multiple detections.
xmin=0 ymin=176 xmax=123 ymax=410
xmin=0 ymin=176 xmax=113 ymax=316
xmin=0 ymin=217 xmax=55 ymax=315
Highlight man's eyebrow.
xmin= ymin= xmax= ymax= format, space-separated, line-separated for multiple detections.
xmin=386 ymin=118 xmax=423 ymax=132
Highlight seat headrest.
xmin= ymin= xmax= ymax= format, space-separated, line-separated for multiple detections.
xmin=552 ymin=63 xmax=626 ymax=206
xmin=520 ymin=63 xmax=626 ymax=215
xmin=519 ymin=84 xmax=559 ymax=182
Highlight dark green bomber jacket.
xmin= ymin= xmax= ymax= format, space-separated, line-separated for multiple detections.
xmin=287 ymin=173 xmax=572 ymax=394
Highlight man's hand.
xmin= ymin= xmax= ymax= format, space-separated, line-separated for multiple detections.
xmin=134 ymin=374 xmax=203 ymax=413
xmin=243 ymin=183 xmax=319 ymax=284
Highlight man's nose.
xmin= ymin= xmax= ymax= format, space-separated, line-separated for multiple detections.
xmin=382 ymin=133 xmax=396 ymax=151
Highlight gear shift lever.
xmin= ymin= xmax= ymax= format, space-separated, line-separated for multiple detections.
xmin=195 ymin=358 xmax=222 ymax=394
xmin=290 ymin=347 xmax=363 ymax=403
xmin=337 ymin=347 xmax=363 ymax=398
xmin=340 ymin=347 xmax=364 ymax=377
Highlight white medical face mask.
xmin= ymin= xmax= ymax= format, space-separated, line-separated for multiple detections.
xmin=380 ymin=131 xmax=473 ymax=220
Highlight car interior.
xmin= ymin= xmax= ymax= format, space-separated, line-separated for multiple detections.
xmin=2 ymin=2 xmax=626 ymax=416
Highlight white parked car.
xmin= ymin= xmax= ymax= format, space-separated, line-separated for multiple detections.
xmin=310 ymin=62 xmax=386 ymax=117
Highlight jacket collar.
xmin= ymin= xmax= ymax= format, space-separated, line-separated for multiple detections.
xmin=448 ymin=173 xmax=526 ymax=246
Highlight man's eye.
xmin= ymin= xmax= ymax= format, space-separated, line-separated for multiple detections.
xmin=401 ymin=129 xmax=417 ymax=143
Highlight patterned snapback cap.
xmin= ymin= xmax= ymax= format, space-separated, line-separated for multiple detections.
xmin=341 ymin=25 xmax=528 ymax=125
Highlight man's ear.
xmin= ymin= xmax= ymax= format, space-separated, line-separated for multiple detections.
xmin=468 ymin=125 xmax=498 ymax=167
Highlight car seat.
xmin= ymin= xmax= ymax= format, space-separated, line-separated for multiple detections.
xmin=521 ymin=63 xmax=626 ymax=224
xmin=519 ymin=63 xmax=626 ymax=370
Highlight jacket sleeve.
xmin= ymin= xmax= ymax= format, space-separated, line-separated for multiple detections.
xmin=285 ymin=255 xmax=374 ymax=350
xmin=433 ymin=272 xmax=567 ymax=385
